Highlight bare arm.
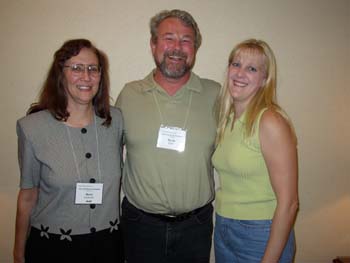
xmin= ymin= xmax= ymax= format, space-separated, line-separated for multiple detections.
xmin=259 ymin=110 xmax=299 ymax=263
xmin=13 ymin=188 xmax=38 ymax=263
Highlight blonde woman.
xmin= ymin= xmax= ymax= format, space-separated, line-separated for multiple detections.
xmin=212 ymin=39 xmax=298 ymax=263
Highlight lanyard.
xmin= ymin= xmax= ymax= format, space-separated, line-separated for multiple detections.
xmin=65 ymin=114 xmax=102 ymax=182
xmin=152 ymin=89 xmax=193 ymax=129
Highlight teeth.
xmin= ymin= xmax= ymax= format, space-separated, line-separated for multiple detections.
xmin=168 ymin=55 xmax=183 ymax=60
xmin=77 ymin=86 xmax=91 ymax=90
xmin=233 ymin=80 xmax=246 ymax=87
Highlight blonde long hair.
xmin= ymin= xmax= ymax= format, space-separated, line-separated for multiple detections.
xmin=215 ymin=39 xmax=282 ymax=144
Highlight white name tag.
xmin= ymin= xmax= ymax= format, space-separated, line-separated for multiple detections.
xmin=75 ymin=183 xmax=103 ymax=204
xmin=156 ymin=125 xmax=186 ymax=152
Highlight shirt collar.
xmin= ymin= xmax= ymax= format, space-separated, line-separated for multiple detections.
xmin=230 ymin=109 xmax=247 ymax=124
xmin=142 ymin=70 xmax=203 ymax=94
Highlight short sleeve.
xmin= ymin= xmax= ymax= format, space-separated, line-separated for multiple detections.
xmin=115 ymin=87 xmax=124 ymax=109
xmin=115 ymin=88 xmax=126 ymax=145
xmin=16 ymin=120 xmax=41 ymax=188
xmin=111 ymin=107 xmax=125 ymax=169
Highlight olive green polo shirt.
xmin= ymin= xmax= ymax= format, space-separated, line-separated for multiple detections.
xmin=116 ymin=71 xmax=220 ymax=214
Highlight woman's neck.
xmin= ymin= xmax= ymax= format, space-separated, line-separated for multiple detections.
xmin=65 ymin=104 xmax=94 ymax=128
xmin=234 ymin=104 xmax=246 ymax=120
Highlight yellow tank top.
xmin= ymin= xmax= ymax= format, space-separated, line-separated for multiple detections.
xmin=212 ymin=109 xmax=276 ymax=219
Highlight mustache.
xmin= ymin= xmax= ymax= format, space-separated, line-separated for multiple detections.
xmin=164 ymin=50 xmax=187 ymax=59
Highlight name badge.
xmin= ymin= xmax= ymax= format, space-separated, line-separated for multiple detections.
xmin=75 ymin=183 xmax=103 ymax=204
xmin=156 ymin=125 xmax=186 ymax=152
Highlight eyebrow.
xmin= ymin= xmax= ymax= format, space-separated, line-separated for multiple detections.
xmin=161 ymin=32 xmax=194 ymax=38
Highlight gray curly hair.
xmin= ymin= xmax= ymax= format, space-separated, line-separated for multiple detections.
xmin=150 ymin=9 xmax=202 ymax=50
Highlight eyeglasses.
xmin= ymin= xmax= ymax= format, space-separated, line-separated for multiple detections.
xmin=64 ymin=64 xmax=101 ymax=77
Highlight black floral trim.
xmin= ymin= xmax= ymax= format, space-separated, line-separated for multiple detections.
xmin=109 ymin=218 xmax=118 ymax=232
xmin=59 ymin=228 xmax=72 ymax=241
xmin=40 ymin=224 xmax=50 ymax=239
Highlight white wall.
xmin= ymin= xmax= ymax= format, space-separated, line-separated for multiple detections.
xmin=1 ymin=0 xmax=349 ymax=262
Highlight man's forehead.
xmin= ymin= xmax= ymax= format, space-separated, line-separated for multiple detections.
xmin=158 ymin=18 xmax=195 ymax=35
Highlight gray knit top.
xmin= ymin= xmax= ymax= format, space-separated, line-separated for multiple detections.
xmin=17 ymin=107 xmax=123 ymax=236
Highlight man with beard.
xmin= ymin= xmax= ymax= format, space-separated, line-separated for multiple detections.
xmin=116 ymin=9 xmax=220 ymax=263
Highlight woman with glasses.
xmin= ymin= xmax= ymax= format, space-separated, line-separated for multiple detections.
xmin=212 ymin=39 xmax=298 ymax=263
xmin=13 ymin=39 xmax=124 ymax=263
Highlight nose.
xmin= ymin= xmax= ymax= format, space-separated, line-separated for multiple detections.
xmin=235 ymin=67 xmax=245 ymax=78
xmin=81 ymin=68 xmax=91 ymax=81
xmin=169 ymin=39 xmax=181 ymax=50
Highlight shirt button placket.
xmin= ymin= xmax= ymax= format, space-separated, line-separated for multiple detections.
xmin=81 ymin=127 xmax=97 ymax=230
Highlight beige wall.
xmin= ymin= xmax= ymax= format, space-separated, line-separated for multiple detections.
xmin=1 ymin=0 xmax=349 ymax=262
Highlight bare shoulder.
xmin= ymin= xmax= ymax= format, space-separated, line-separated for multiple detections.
xmin=259 ymin=109 xmax=295 ymax=144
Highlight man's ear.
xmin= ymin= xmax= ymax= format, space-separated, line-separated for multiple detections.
xmin=150 ymin=38 xmax=156 ymax=55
